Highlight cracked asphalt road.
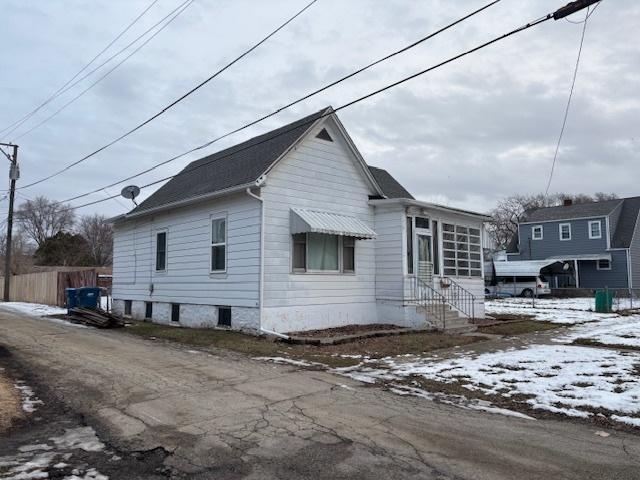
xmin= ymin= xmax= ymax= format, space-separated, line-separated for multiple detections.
xmin=1 ymin=310 xmax=639 ymax=479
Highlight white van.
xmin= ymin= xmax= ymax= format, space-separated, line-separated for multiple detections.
xmin=490 ymin=275 xmax=551 ymax=297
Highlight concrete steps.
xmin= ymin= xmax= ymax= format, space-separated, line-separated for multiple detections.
xmin=418 ymin=304 xmax=477 ymax=334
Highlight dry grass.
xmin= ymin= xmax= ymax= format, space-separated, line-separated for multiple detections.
xmin=125 ymin=322 xmax=486 ymax=368
xmin=572 ymin=337 xmax=640 ymax=351
xmin=0 ymin=371 xmax=23 ymax=432
xmin=478 ymin=320 xmax=560 ymax=336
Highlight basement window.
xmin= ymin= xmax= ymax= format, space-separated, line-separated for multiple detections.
xmin=145 ymin=302 xmax=153 ymax=320
xmin=171 ymin=303 xmax=180 ymax=323
xmin=124 ymin=300 xmax=132 ymax=316
xmin=218 ymin=306 xmax=231 ymax=327
xmin=315 ymin=128 xmax=333 ymax=142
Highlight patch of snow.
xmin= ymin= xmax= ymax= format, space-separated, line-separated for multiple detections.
xmin=555 ymin=314 xmax=640 ymax=349
xmin=611 ymin=415 xmax=640 ymax=427
xmin=17 ymin=445 xmax=53 ymax=453
xmin=63 ymin=468 xmax=109 ymax=480
xmin=50 ymin=427 xmax=105 ymax=452
xmin=253 ymin=356 xmax=324 ymax=368
xmin=14 ymin=382 xmax=43 ymax=413
xmin=0 ymin=302 xmax=87 ymax=329
xmin=486 ymin=298 xmax=618 ymax=324
xmin=340 ymin=345 xmax=640 ymax=425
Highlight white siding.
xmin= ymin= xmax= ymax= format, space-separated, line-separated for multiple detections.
xmin=112 ymin=192 xmax=261 ymax=308
xmin=374 ymin=206 xmax=405 ymax=301
xmin=261 ymin=118 xmax=378 ymax=332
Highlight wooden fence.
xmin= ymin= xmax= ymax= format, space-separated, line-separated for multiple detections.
xmin=0 ymin=269 xmax=100 ymax=307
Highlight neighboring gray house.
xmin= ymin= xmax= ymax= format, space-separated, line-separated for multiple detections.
xmin=506 ymin=197 xmax=640 ymax=289
xmin=110 ymin=107 xmax=490 ymax=334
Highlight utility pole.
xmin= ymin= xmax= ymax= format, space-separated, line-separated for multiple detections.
xmin=0 ymin=143 xmax=19 ymax=302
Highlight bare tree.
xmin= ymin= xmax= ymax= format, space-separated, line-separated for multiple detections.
xmin=15 ymin=196 xmax=75 ymax=247
xmin=78 ymin=214 xmax=113 ymax=266
xmin=0 ymin=230 xmax=36 ymax=275
xmin=487 ymin=192 xmax=618 ymax=249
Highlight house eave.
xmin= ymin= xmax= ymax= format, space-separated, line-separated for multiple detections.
xmin=369 ymin=198 xmax=492 ymax=221
xmin=110 ymin=182 xmax=257 ymax=223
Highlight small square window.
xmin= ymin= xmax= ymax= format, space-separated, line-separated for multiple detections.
xmin=532 ymin=225 xmax=543 ymax=240
xmin=124 ymin=300 xmax=132 ymax=316
xmin=415 ymin=217 xmax=430 ymax=229
xmin=597 ymin=259 xmax=611 ymax=270
xmin=171 ymin=303 xmax=180 ymax=323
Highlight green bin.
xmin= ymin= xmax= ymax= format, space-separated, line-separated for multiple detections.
xmin=595 ymin=289 xmax=613 ymax=313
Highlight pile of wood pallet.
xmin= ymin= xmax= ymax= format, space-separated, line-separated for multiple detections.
xmin=67 ymin=307 xmax=124 ymax=328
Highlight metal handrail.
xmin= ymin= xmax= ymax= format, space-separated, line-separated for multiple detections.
xmin=436 ymin=277 xmax=476 ymax=319
xmin=406 ymin=275 xmax=448 ymax=330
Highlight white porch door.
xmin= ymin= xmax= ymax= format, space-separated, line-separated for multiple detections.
xmin=417 ymin=234 xmax=433 ymax=283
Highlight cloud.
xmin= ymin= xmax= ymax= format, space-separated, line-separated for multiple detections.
xmin=0 ymin=0 xmax=637 ymax=217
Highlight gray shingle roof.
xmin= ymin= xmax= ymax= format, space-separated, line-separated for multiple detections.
xmin=367 ymin=166 xmax=414 ymax=199
xmin=524 ymin=199 xmax=622 ymax=222
xmin=130 ymin=107 xmax=331 ymax=214
xmin=612 ymin=196 xmax=640 ymax=248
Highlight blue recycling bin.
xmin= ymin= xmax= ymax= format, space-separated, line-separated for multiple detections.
xmin=65 ymin=288 xmax=78 ymax=311
xmin=76 ymin=287 xmax=101 ymax=310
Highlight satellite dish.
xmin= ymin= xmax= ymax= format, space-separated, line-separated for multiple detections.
xmin=121 ymin=185 xmax=140 ymax=206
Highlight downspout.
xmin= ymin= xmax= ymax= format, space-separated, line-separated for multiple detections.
xmin=245 ymin=187 xmax=266 ymax=331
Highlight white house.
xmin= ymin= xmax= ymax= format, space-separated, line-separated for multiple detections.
xmin=111 ymin=107 xmax=490 ymax=334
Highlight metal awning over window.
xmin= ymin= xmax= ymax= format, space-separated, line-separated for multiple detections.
xmin=290 ymin=208 xmax=376 ymax=239
xmin=547 ymin=253 xmax=612 ymax=262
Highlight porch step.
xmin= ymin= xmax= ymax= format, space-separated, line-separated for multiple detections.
xmin=441 ymin=318 xmax=478 ymax=334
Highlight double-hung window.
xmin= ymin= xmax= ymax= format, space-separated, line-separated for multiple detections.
xmin=292 ymin=233 xmax=355 ymax=273
xmin=155 ymin=231 xmax=167 ymax=271
xmin=559 ymin=223 xmax=572 ymax=241
xmin=589 ymin=220 xmax=602 ymax=239
xmin=211 ymin=217 xmax=226 ymax=272
xmin=532 ymin=225 xmax=543 ymax=240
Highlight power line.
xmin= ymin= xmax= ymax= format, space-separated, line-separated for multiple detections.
xmin=3 ymin=0 xmax=190 ymax=141
xmin=61 ymin=11 xmax=556 ymax=214
xmin=564 ymin=0 xmax=602 ymax=23
xmin=0 ymin=0 xmax=160 ymax=137
xmin=60 ymin=0 xmax=502 ymax=204
xmin=544 ymin=5 xmax=591 ymax=195
xmin=12 ymin=0 xmax=194 ymax=142
xmin=12 ymin=0 xmax=319 ymax=190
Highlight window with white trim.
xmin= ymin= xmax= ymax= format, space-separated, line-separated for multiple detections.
xmin=291 ymin=233 xmax=355 ymax=273
xmin=531 ymin=225 xmax=543 ymax=240
xmin=597 ymin=259 xmax=611 ymax=270
xmin=442 ymin=223 xmax=482 ymax=277
xmin=155 ymin=231 xmax=167 ymax=271
xmin=210 ymin=217 xmax=226 ymax=272
xmin=589 ymin=220 xmax=602 ymax=239
xmin=559 ymin=223 xmax=572 ymax=241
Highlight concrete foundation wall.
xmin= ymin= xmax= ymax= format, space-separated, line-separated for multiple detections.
xmin=112 ymin=299 xmax=259 ymax=332
xmin=262 ymin=302 xmax=379 ymax=333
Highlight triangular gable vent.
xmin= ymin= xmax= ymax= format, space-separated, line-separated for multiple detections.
xmin=316 ymin=128 xmax=333 ymax=142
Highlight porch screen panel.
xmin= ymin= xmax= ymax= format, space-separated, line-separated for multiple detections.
xmin=442 ymin=223 xmax=482 ymax=277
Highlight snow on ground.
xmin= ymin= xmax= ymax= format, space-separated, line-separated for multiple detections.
xmin=0 ymin=427 xmax=108 ymax=480
xmin=0 ymin=302 xmax=67 ymax=317
xmin=486 ymin=297 xmax=620 ymax=324
xmin=555 ymin=314 xmax=640 ymax=349
xmin=13 ymin=381 xmax=43 ymax=413
xmin=253 ymin=356 xmax=325 ymax=368
xmin=338 ymin=345 xmax=640 ymax=425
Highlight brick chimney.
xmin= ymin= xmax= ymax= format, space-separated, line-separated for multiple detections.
xmin=563 ymin=198 xmax=573 ymax=207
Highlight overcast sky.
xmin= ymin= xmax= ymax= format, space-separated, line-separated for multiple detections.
xmin=1 ymin=0 xmax=638 ymax=218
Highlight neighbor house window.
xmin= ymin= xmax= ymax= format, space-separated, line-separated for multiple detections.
xmin=442 ymin=223 xmax=482 ymax=277
xmin=589 ymin=220 xmax=602 ymax=239
xmin=559 ymin=223 xmax=572 ymax=241
xmin=211 ymin=217 xmax=226 ymax=272
xmin=155 ymin=231 xmax=167 ymax=271
xmin=532 ymin=225 xmax=543 ymax=240
xmin=597 ymin=259 xmax=611 ymax=270
xmin=292 ymin=233 xmax=355 ymax=273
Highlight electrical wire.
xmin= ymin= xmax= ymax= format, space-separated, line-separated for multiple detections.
xmin=60 ymin=0 xmax=502 ymax=204
xmin=2 ymin=0 xmax=190 ymax=141
xmin=60 ymin=12 xmax=554 ymax=214
xmin=564 ymin=0 xmax=602 ymax=23
xmin=544 ymin=6 xmax=590 ymax=195
xmin=12 ymin=0 xmax=194 ymax=142
xmin=12 ymin=0 xmax=319 ymax=190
